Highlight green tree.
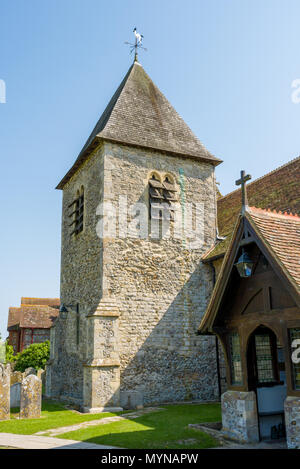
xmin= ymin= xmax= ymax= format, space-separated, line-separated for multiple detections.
xmin=5 ymin=341 xmax=17 ymax=364
xmin=14 ymin=341 xmax=50 ymax=372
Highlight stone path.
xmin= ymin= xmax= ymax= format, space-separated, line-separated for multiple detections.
xmin=35 ymin=407 xmax=165 ymax=437
xmin=0 ymin=433 xmax=119 ymax=449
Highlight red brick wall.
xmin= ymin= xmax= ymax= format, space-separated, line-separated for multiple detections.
xmin=218 ymin=157 xmax=300 ymax=236
xmin=21 ymin=328 xmax=50 ymax=350
xmin=8 ymin=330 xmax=20 ymax=354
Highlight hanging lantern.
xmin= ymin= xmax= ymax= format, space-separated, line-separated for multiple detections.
xmin=235 ymin=250 xmax=254 ymax=278
xmin=59 ymin=304 xmax=68 ymax=319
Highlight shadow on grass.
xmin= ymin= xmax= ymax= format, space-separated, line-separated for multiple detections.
xmin=57 ymin=403 xmax=222 ymax=449
xmin=0 ymin=399 xmax=121 ymax=435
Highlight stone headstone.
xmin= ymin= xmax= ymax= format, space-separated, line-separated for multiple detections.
xmin=11 ymin=371 xmax=23 ymax=386
xmin=37 ymin=369 xmax=44 ymax=380
xmin=10 ymin=382 xmax=21 ymax=408
xmin=20 ymin=374 xmax=42 ymax=419
xmin=24 ymin=367 xmax=37 ymax=377
xmin=0 ymin=363 xmax=11 ymax=420
xmin=0 ymin=341 xmax=5 ymax=364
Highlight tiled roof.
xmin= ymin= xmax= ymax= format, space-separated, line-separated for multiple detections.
xmin=203 ymin=156 xmax=300 ymax=261
xmin=248 ymin=207 xmax=300 ymax=288
xmin=19 ymin=305 xmax=59 ymax=329
xmin=199 ymin=207 xmax=300 ymax=333
xmin=7 ymin=307 xmax=22 ymax=329
xmin=7 ymin=298 xmax=60 ymax=330
xmin=57 ymin=61 xmax=221 ymax=189
xmin=21 ymin=297 xmax=60 ymax=308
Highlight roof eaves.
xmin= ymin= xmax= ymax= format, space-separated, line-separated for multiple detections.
xmin=245 ymin=210 xmax=300 ymax=301
xmin=56 ymin=136 xmax=222 ymax=190
xmin=198 ymin=214 xmax=243 ymax=333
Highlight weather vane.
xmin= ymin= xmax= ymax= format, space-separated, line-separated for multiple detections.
xmin=125 ymin=28 xmax=147 ymax=62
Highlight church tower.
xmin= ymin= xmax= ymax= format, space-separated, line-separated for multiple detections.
xmin=46 ymin=58 xmax=222 ymax=412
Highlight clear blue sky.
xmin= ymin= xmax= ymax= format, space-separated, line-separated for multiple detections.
xmin=1 ymin=0 xmax=300 ymax=338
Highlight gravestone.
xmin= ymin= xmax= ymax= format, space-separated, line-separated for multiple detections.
xmin=37 ymin=369 xmax=44 ymax=381
xmin=10 ymin=382 xmax=21 ymax=407
xmin=24 ymin=367 xmax=37 ymax=377
xmin=20 ymin=374 xmax=42 ymax=419
xmin=11 ymin=371 xmax=23 ymax=385
xmin=0 ymin=363 xmax=11 ymax=420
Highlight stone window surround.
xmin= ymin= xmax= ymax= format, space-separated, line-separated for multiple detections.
xmin=148 ymin=170 xmax=178 ymax=221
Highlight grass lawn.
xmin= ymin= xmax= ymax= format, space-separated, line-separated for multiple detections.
xmin=0 ymin=400 xmax=116 ymax=435
xmin=57 ymin=403 xmax=221 ymax=449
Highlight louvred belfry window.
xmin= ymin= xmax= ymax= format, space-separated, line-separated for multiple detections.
xmin=68 ymin=188 xmax=84 ymax=236
xmin=149 ymin=175 xmax=177 ymax=221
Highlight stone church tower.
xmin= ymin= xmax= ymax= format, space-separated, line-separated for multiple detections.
xmin=46 ymin=59 xmax=222 ymax=412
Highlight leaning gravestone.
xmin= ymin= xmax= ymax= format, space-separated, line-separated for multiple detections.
xmin=20 ymin=374 xmax=42 ymax=419
xmin=0 ymin=363 xmax=11 ymax=420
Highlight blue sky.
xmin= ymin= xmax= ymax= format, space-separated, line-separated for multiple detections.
xmin=1 ymin=0 xmax=300 ymax=338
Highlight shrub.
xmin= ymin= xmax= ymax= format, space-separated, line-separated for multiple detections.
xmin=5 ymin=341 xmax=17 ymax=364
xmin=14 ymin=341 xmax=50 ymax=372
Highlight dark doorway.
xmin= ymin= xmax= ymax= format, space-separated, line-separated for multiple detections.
xmin=247 ymin=326 xmax=287 ymax=440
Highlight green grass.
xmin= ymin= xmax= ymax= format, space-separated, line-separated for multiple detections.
xmin=0 ymin=400 xmax=221 ymax=449
xmin=57 ymin=403 xmax=221 ymax=449
xmin=0 ymin=400 xmax=117 ymax=435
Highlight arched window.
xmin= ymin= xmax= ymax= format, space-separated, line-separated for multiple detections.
xmin=148 ymin=172 xmax=177 ymax=221
xmin=68 ymin=186 xmax=84 ymax=236
xmin=229 ymin=332 xmax=243 ymax=385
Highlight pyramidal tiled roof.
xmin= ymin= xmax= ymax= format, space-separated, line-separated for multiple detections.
xmin=57 ymin=61 xmax=221 ymax=189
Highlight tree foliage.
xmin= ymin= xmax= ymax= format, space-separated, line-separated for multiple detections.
xmin=14 ymin=341 xmax=50 ymax=372
xmin=5 ymin=341 xmax=17 ymax=364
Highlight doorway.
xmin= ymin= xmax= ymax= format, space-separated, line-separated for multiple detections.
xmin=247 ymin=326 xmax=287 ymax=441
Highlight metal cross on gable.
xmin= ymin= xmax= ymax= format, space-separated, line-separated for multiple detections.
xmin=235 ymin=170 xmax=252 ymax=214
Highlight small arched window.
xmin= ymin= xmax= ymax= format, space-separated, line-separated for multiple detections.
xmin=148 ymin=173 xmax=177 ymax=220
xmin=68 ymin=186 xmax=84 ymax=236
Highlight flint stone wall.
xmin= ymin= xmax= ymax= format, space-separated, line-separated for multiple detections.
xmin=47 ymin=142 xmax=219 ymax=409
xmin=221 ymin=390 xmax=259 ymax=443
xmin=285 ymin=396 xmax=300 ymax=449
